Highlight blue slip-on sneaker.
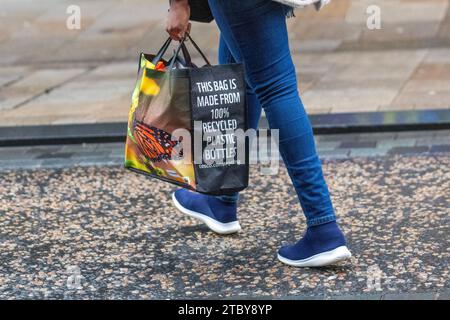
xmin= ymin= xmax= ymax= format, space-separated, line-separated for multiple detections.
xmin=172 ymin=189 xmax=241 ymax=234
xmin=277 ymin=221 xmax=352 ymax=267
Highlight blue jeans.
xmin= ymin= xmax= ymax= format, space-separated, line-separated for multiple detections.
xmin=209 ymin=0 xmax=336 ymax=226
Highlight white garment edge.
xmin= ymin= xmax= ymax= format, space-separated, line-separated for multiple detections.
xmin=273 ymin=0 xmax=331 ymax=10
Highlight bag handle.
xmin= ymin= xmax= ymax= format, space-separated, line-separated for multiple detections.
xmin=150 ymin=35 xmax=211 ymax=70
xmin=181 ymin=42 xmax=193 ymax=67
xmin=186 ymin=34 xmax=211 ymax=66
xmin=167 ymin=34 xmax=212 ymax=70
xmin=151 ymin=37 xmax=172 ymax=66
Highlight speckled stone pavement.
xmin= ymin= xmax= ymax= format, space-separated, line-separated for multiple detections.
xmin=0 ymin=133 xmax=449 ymax=299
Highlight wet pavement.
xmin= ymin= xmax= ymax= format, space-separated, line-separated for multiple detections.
xmin=0 ymin=131 xmax=449 ymax=299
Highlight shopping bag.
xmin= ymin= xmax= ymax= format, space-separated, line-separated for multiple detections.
xmin=124 ymin=35 xmax=248 ymax=195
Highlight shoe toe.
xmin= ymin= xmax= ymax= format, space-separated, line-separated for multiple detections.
xmin=174 ymin=189 xmax=190 ymax=204
xmin=278 ymin=244 xmax=294 ymax=259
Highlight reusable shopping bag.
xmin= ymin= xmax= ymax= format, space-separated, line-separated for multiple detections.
xmin=125 ymin=35 xmax=248 ymax=195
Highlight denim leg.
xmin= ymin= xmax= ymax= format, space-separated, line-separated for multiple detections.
xmin=208 ymin=0 xmax=336 ymax=226
xmin=219 ymin=35 xmax=262 ymax=130
xmin=216 ymin=35 xmax=262 ymax=204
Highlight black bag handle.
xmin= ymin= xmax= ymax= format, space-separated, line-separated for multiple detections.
xmin=186 ymin=33 xmax=211 ymax=66
xmin=154 ymin=34 xmax=211 ymax=70
xmin=168 ymin=42 xmax=185 ymax=70
xmin=181 ymin=42 xmax=193 ymax=67
xmin=169 ymin=33 xmax=211 ymax=70
xmin=151 ymin=37 xmax=172 ymax=66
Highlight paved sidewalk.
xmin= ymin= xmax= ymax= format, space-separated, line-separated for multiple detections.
xmin=0 ymin=0 xmax=450 ymax=126
xmin=0 ymin=130 xmax=449 ymax=299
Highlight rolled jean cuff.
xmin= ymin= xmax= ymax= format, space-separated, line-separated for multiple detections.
xmin=307 ymin=214 xmax=336 ymax=227
xmin=215 ymin=193 xmax=239 ymax=203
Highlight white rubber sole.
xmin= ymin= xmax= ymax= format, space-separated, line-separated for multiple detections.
xmin=277 ymin=245 xmax=352 ymax=267
xmin=172 ymin=192 xmax=241 ymax=235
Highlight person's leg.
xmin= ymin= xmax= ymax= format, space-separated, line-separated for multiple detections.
xmin=209 ymin=0 xmax=334 ymax=227
xmin=219 ymin=35 xmax=263 ymax=132
xmin=216 ymin=35 xmax=262 ymax=203
xmin=206 ymin=0 xmax=350 ymax=266
xmin=172 ymin=34 xmax=263 ymax=233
